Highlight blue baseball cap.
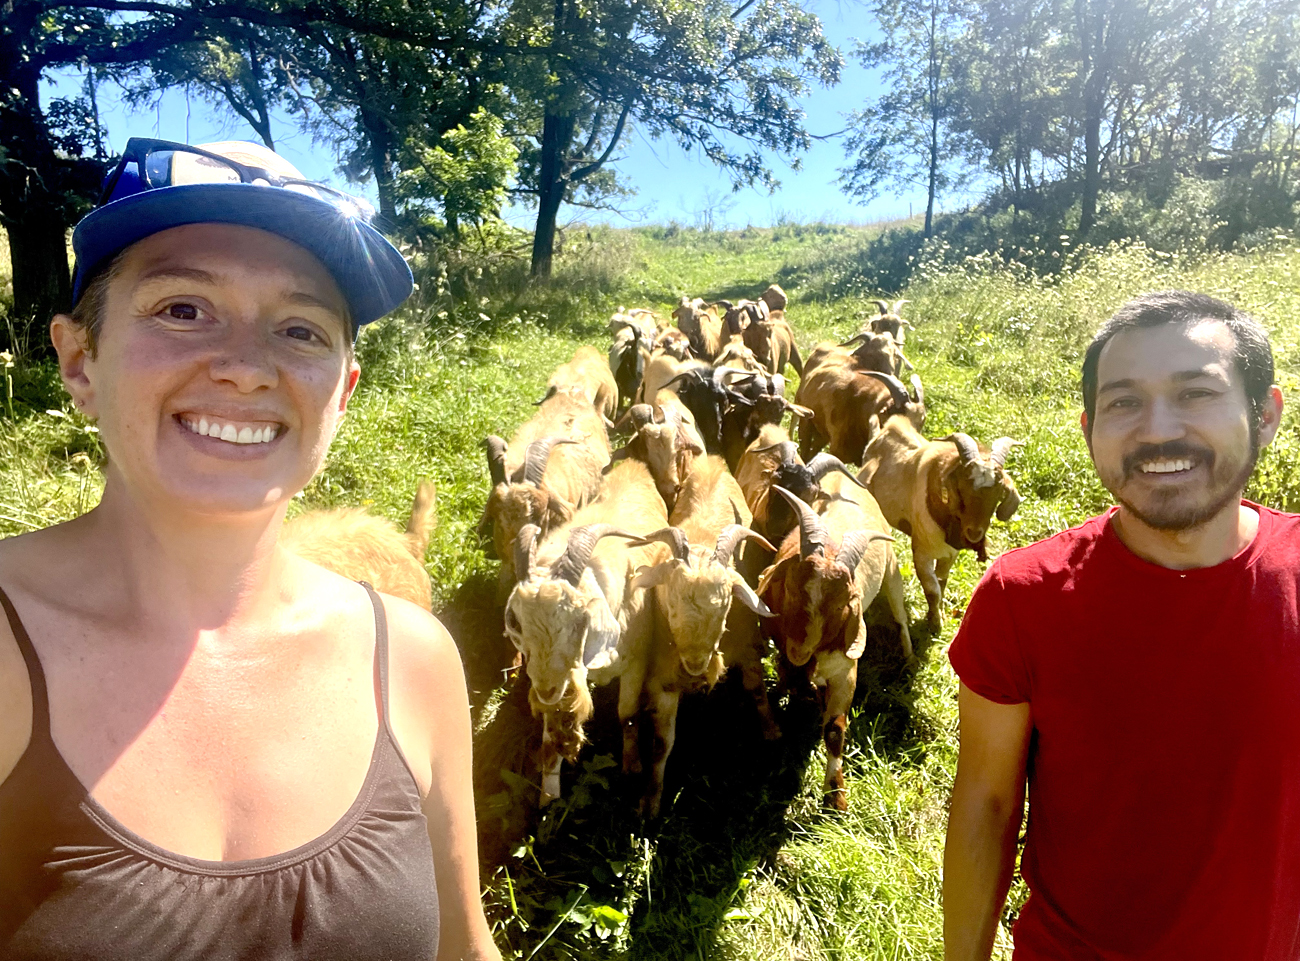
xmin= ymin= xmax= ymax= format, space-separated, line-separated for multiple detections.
xmin=72 ymin=139 xmax=413 ymax=329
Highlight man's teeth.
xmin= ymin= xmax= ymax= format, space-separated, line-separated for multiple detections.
xmin=1140 ymin=459 xmax=1194 ymax=474
xmin=185 ymin=416 xmax=279 ymax=445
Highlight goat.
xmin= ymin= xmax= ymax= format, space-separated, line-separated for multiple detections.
xmin=866 ymin=299 xmax=912 ymax=346
xmin=756 ymin=486 xmax=906 ymax=810
xmin=658 ymin=365 xmax=758 ymax=457
xmin=505 ymin=459 xmax=669 ymax=805
xmin=478 ymin=391 xmax=611 ymax=592
xmin=654 ymin=327 xmax=694 ymax=362
xmin=609 ymin=322 xmax=650 ymax=412
xmin=742 ymin=305 xmax=803 ymax=377
xmin=673 ymin=296 xmax=727 ymax=361
xmin=734 ymin=424 xmax=864 ymax=546
xmin=282 ymin=481 xmax=438 ymax=610
xmin=795 ymin=363 xmax=925 ymax=465
xmin=719 ymin=386 xmax=813 ymax=475
xmin=837 ymin=331 xmax=909 ymax=377
xmin=628 ymin=457 xmax=777 ymax=816
xmin=859 ymin=422 xmax=1022 ymax=631
xmin=714 ymin=336 xmax=766 ymax=375
xmin=723 ymin=298 xmax=769 ymax=339
xmin=539 ymin=345 xmax=619 ymax=422
xmin=633 ymin=350 xmax=708 ymax=408
xmin=760 ymin=283 xmax=788 ymax=312
xmin=607 ymin=402 xmax=705 ymax=512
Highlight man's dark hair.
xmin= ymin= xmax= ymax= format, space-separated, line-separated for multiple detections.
xmin=1081 ymin=290 xmax=1274 ymax=435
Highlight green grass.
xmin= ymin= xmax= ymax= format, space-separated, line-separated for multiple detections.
xmin=4 ymin=226 xmax=1300 ymax=959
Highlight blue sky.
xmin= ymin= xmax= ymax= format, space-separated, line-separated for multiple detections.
xmin=43 ymin=1 xmax=939 ymax=228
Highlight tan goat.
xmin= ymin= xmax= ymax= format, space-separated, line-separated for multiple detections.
xmin=629 ymin=457 xmax=777 ymax=817
xmin=540 ymin=345 xmax=619 ymax=421
xmin=756 ymin=484 xmax=906 ymax=810
xmin=282 ymin=481 xmax=438 ymax=609
xmin=478 ymin=390 xmax=611 ymax=592
xmin=673 ymin=297 xmax=727 ymax=360
xmin=504 ymin=459 xmax=669 ymax=805
xmin=859 ymin=420 xmax=1022 ymax=630
xmin=742 ymin=306 xmax=803 ymax=376
xmin=608 ymin=402 xmax=706 ymax=512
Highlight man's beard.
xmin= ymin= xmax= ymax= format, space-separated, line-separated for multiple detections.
xmin=1109 ymin=433 xmax=1260 ymax=532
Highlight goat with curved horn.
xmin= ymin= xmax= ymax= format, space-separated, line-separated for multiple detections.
xmin=514 ymin=524 xmax=541 ymax=583
xmin=773 ymin=486 xmax=831 ymax=559
xmin=839 ymin=332 xmax=872 ymax=348
xmin=863 ymin=370 xmax=912 ymax=410
xmin=714 ymin=525 xmax=776 ymax=567
xmin=873 ymin=299 xmax=891 ymax=315
xmin=482 ymin=435 xmax=509 ymax=488
xmin=522 ymin=437 xmax=579 ymax=487
xmin=943 ymin=432 xmax=982 ymax=464
xmin=713 ymin=366 xmax=757 ymax=389
xmin=806 ymin=453 xmax=868 ymax=488
xmin=991 ymin=437 xmax=1024 ymax=467
xmin=631 ymin=527 xmax=692 ymax=563
xmin=627 ymin=404 xmax=656 ymax=431
xmin=753 ymin=439 xmax=800 ymax=465
xmin=891 ymin=299 xmax=910 ymax=315
xmin=835 ymin=529 xmax=896 ymax=576
xmin=551 ymin=524 xmax=639 ymax=587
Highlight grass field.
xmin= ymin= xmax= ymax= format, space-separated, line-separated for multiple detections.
xmin=3 ymin=225 xmax=1300 ymax=959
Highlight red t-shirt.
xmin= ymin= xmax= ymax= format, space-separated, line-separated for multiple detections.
xmin=949 ymin=503 xmax=1300 ymax=961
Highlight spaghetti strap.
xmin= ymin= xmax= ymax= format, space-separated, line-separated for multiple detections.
xmin=360 ymin=582 xmax=392 ymax=728
xmin=0 ymin=585 xmax=51 ymax=740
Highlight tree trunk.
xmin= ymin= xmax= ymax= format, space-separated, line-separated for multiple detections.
xmin=926 ymin=112 xmax=938 ymax=239
xmin=530 ymin=109 xmax=575 ymax=279
xmin=1076 ymin=0 xmax=1108 ymax=239
xmin=3 ymin=216 xmax=70 ymax=354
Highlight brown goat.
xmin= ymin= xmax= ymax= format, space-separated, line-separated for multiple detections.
xmin=723 ymin=298 xmax=769 ymax=339
xmin=866 ymin=299 xmax=912 ymax=345
xmin=760 ymin=284 xmax=788 ymax=312
xmin=673 ymin=297 xmax=728 ymax=361
xmin=742 ymin=307 xmax=803 ymax=376
xmin=859 ymin=420 xmax=1022 ymax=630
xmin=282 ymin=481 xmax=438 ymax=609
xmin=756 ymin=486 xmax=904 ymax=810
xmin=795 ymin=362 xmax=926 ymax=465
xmin=630 ymin=457 xmax=777 ymax=816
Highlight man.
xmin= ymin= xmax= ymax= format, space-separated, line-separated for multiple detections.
xmin=943 ymin=291 xmax=1300 ymax=960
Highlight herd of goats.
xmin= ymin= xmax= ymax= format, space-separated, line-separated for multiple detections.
xmin=285 ymin=285 xmax=1024 ymax=817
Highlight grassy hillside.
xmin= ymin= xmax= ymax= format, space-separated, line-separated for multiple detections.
xmin=3 ymin=227 xmax=1300 ymax=959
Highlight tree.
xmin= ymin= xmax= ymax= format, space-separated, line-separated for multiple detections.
xmin=504 ymin=0 xmax=842 ymax=278
xmin=840 ymin=0 xmax=971 ymax=237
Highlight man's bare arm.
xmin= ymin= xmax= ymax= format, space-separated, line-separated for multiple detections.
xmin=944 ymin=683 xmax=1031 ymax=961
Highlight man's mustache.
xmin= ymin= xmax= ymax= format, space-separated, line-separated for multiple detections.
xmin=1122 ymin=441 xmax=1215 ymax=479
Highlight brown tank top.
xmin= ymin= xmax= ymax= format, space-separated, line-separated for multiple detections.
xmin=0 ymin=583 xmax=439 ymax=960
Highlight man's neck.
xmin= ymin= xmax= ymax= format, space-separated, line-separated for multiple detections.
xmin=1110 ymin=500 xmax=1259 ymax=570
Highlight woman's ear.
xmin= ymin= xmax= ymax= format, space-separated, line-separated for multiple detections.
xmin=50 ymin=315 xmax=96 ymax=418
xmin=338 ymin=361 xmax=361 ymax=414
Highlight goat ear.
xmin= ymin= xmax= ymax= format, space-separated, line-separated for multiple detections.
xmin=582 ymin=594 xmax=622 ymax=670
xmin=731 ymin=573 xmax=774 ymax=617
xmin=631 ymin=563 xmax=672 ymax=591
xmin=996 ymin=477 xmax=1022 ymax=522
xmin=844 ymin=614 xmax=867 ymax=660
xmin=547 ymin=494 xmax=575 ymax=526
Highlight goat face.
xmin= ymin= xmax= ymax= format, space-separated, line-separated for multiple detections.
xmin=941 ymin=459 xmax=1021 ymax=552
xmin=486 ymin=485 xmax=572 ymax=570
xmin=505 ymin=569 xmax=621 ymax=706
xmin=765 ymin=553 xmax=864 ymax=668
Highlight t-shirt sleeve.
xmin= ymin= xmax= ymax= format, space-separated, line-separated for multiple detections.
xmin=948 ymin=561 xmax=1031 ymax=704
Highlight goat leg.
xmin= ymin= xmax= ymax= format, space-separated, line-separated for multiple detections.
xmin=915 ymin=550 xmax=944 ymax=632
xmin=539 ymin=710 xmax=564 ymax=806
xmin=641 ymin=686 xmax=680 ymax=819
xmin=821 ymin=663 xmax=856 ymax=811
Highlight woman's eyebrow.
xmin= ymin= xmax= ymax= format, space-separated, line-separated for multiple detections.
xmin=137 ymin=265 xmax=220 ymax=286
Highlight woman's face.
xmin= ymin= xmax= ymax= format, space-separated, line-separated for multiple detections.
xmin=56 ymin=223 xmax=360 ymax=516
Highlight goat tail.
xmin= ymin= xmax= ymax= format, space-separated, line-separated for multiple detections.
xmin=405 ymin=479 xmax=438 ymax=559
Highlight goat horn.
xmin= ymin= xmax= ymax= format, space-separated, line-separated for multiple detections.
xmin=533 ymin=386 xmax=557 ymax=406
xmin=873 ymin=299 xmax=891 ymax=315
xmin=714 ymin=525 xmax=776 ymax=567
xmin=806 ymin=453 xmax=868 ymax=488
xmin=839 ymin=332 xmax=872 ymax=347
xmin=552 ymin=524 xmax=638 ymax=586
xmin=630 ymin=527 xmax=691 ymax=563
xmin=891 ymin=299 xmax=910 ymax=315
xmin=910 ymin=374 xmax=924 ymax=406
xmin=835 ymin=529 xmax=895 ymax=575
xmin=991 ymin=437 xmax=1024 ymax=467
xmin=482 ymin=435 xmax=509 ymax=488
xmin=661 ymin=371 xmax=697 ymax=392
xmin=943 ymin=432 xmax=982 ymax=464
xmin=770 ymin=373 xmax=786 ymax=397
xmin=523 ymin=437 xmax=577 ymax=487
xmin=751 ymin=440 xmax=800 ymax=465
xmin=514 ymin=524 xmax=540 ymax=583
xmin=863 ymin=370 xmax=911 ymax=410
xmin=773 ymin=486 xmax=830 ymax=559
xmin=713 ymin=366 xmax=756 ymax=388
xmin=627 ymin=404 xmax=655 ymax=431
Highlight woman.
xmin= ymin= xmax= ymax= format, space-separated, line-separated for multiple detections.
xmin=0 ymin=139 xmax=500 ymax=961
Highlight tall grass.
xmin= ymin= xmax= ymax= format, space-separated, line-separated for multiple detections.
xmin=2 ymin=228 xmax=1299 ymax=959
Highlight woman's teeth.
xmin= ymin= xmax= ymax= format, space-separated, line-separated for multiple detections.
xmin=1140 ymin=459 xmax=1193 ymax=474
xmin=183 ymin=416 xmax=279 ymax=445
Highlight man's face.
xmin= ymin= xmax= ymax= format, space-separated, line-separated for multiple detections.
xmin=60 ymin=223 xmax=359 ymax=515
xmin=1087 ymin=319 xmax=1258 ymax=531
